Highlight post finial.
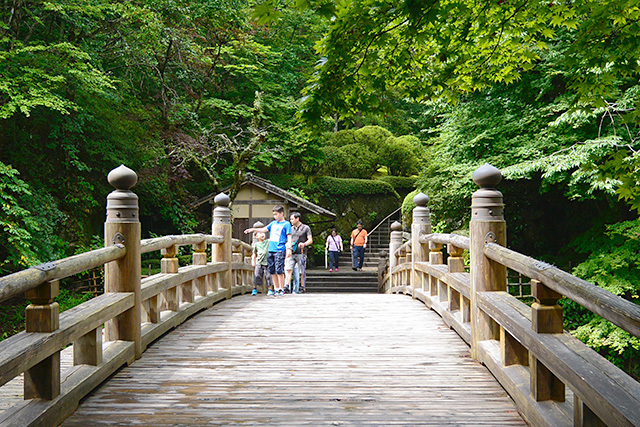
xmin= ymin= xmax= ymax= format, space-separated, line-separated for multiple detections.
xmin=472 ymin=163 xmax=502 ymax=188
xmin=391 ymin=221 xmax=402 ymax=232
xmin=253 ymin=221 xmax=264 ymax=228
xmin=413 ymin=192 xmax=429 ymax=207
xmin=214 ymin=192 xmax=231 ymax=207
xmin=108 ymin=165 xmax=138 ymax=190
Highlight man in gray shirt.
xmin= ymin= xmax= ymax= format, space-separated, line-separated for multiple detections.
xmin=284 ymin=212 xmax=313 ymax=293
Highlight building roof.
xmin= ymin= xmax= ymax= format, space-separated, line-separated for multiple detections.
xmin=194 ymin=174 xmax=336 ymax=218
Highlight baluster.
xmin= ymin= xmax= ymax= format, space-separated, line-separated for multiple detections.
xmin=193 ymin=241 xmax=207 ymax=298
xmin=104 ymin=165 xmax=142 ymax=359
xmin=389 ymin=221 xmax=403 ymax=292
xmin=428 ymin=242 xmax=443 ymax=299
xmin=530 ymin=279 xmax=565 ymax=402
xmin=447 ymin=244 xmax=464 ymax=314
xmin=232 ymin=244 xmax=242 ymax=292
xmin=213 ymin=193 xmax=232 ymax=299
xmin=161 ymin=244 xmax=179 ymax=311
xmin=501 ymin=326 xmax=528 ymax=367
xmin=469 ymin=164 xmax=506 ymax=359
xmin=411 ymin=193 xmax=430 ymax=298
xmin=574 ymin=395 xmax=606 ymax=427
xmin=24 ymin=280 xmax=60 ymax=399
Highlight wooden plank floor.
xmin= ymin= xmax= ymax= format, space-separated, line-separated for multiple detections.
xmin=63 ymin=294 xmax=527 ymax=426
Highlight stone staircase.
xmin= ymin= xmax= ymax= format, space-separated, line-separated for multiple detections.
xmin=305 ymin=269 xmax=378 ymax=293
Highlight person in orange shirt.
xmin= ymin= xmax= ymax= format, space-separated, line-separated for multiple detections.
xmin=350 ymin=220 xmax=368 ymax=271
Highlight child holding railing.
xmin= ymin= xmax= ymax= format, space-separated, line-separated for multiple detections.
xmin=251 ymin=231 xmax=273 ymax=295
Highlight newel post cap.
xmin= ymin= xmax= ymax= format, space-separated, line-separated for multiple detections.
xmin=108 ymin=165 xmax=138 ymax=190
xmin=214 ymin=193 xmax=231 ymax=207
xmin=472 ymin=163 xmax=502 ymax=188
xmin=413 ymin=192 xmax=429 ymax=207
xmin=391 ymin=221 xmax=402 ymax=232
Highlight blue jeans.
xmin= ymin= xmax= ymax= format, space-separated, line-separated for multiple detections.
xmin=292 ymin=264 xmax=300 ymax=293
xmin=328 ymin=251 xmax=340 ymax=269
xmin=352 ymin=246 xmax=365 ymax=269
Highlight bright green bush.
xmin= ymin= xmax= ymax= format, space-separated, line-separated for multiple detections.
xmin=320 ymin=143 xmax=378 ymax=179
xmin=313 ymin=176 xmax=397 ymax=197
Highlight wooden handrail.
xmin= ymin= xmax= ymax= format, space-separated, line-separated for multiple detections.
xmin=0 ymin=244 xmax=126 ymax=303
xmin=383 ymin=169 xmax=640 ymax=426
xmin=420 ymin=233 xmax=470 ymax=251
xmin=483 ymin=242 xmax=640 ymax=339
xmin=0 ymin=292 xmax=134 ymax=388
xmin=140 ymin=234 xmax=224 ymax=254
xmin=231 ymin=238 xmax=252 ymax=252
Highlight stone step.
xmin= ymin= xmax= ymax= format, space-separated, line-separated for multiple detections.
xmin=305 ymin=270 xmax=378 ymax=293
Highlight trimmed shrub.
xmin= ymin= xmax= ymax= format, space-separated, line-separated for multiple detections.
xmin=377 ymin=176 xmax=417 ymax=192
xmin=313 ymin=176 xmax=398 ymax=197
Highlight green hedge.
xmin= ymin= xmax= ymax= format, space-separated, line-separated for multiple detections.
xmin=376 ymin=176 xmax=417 ymax=190
xmin=312 ymin=176 xmax=398 ymax=197
xmin=261 ymin=173 xmax=308 ymax=191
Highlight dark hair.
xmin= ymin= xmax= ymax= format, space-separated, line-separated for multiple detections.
xmin=290 ymin=212 xmax=301 ymax=220
xmin=356 ymin=220 xmax=363 ymax=225
xmin=273 ymin=205 xmax=285 ymax=214
xmin=331 ymin=228 xmax=337 ymax=234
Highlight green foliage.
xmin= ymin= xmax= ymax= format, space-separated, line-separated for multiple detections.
xmin=568 ymin=219 xmax=640 ymax=379
xmin=0 ymin=300 xmax=26 ymax=341
xmin=378 ymin=135 xmax=420 ymax=177
xmin=54 ymin=288 xmax=94 ymax=312
xmin=401 ymin=190 xmax=419 ymax=227
xmin=376 ymin=176 xmax=416 ymax=192
xmin=320 ymin=143 xmax=378 ymax=178
xmin=312 ymin=176 xmax=397 ymax=197
xmin=0 ymin=162 xmax=40 ymax=271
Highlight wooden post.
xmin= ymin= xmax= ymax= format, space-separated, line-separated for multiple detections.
xmin=212 ymin=193 xmax=232 ymax=299
xmin=469 ymin=163 xmax=507 ymax=359
xmin=193 ymin=241 xmax=207 ymax=298
xmin=389 ymin=221 xmax=403 ymax=292
xmin=448 ymin=244 xmax=464 ymax=314
xmin=104 ymin=165 xmax=142 ymax=359
xmin=161 ymin=244 xmax=179 ymax=311
xmin=24 ymin=280 xmax=60 ymax=399
xmin=428 ymin=242 xmax=443 ymax=299
xmin=378 ymin=250 xmax=388 ymax=292
xmin=530 ymin=279 xmax=565 ymax=402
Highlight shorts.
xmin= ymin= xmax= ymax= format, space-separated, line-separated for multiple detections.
xmin=285 ymin=253 xmax=304 ymax=272
xmin=267 ymin=251 xmax=286 ymax=275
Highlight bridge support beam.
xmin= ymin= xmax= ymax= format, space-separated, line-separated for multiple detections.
xmin=104 ymin=165 xmax=142 ymax=359
xmin=469 ymin=164 xmax=506 ymax=360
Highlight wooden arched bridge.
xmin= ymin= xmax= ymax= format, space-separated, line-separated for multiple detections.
xmin=1 ymin=165 xmax=639 ymax=426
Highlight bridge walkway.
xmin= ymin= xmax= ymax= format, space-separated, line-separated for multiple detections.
xmin=62 ymin=294 xmax=526 ymax=426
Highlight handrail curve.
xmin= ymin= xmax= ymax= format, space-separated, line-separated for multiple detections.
xmin=0 ymin=244 xmax=126 ymax=303
xmin=484 ymin=242 xmax=640 ymax=339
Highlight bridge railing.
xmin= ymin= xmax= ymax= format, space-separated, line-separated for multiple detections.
xmin=381 ymin=164 xmax=640 ymax=427
xmin=0 ymin=165 xmax=253 ymax=427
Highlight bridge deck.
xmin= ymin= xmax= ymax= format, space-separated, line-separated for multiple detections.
xmin=62 ymin=294 xmax=526 ymax=426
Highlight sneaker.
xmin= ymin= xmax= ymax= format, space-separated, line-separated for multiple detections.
xmin=329 ymin=268 xmax=333 ymax=272
xmin=277 ymin=289 xmax=285 ymax=296
xmin=267 ymin=289 xmax=274 ymax=296
xmin=352 ymin=267 xmax=357 ymax=271
xmin=335 ymin=268 xmax=339 ymax=272
xmin=251 ymin=288 xmax=258 ymax=296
